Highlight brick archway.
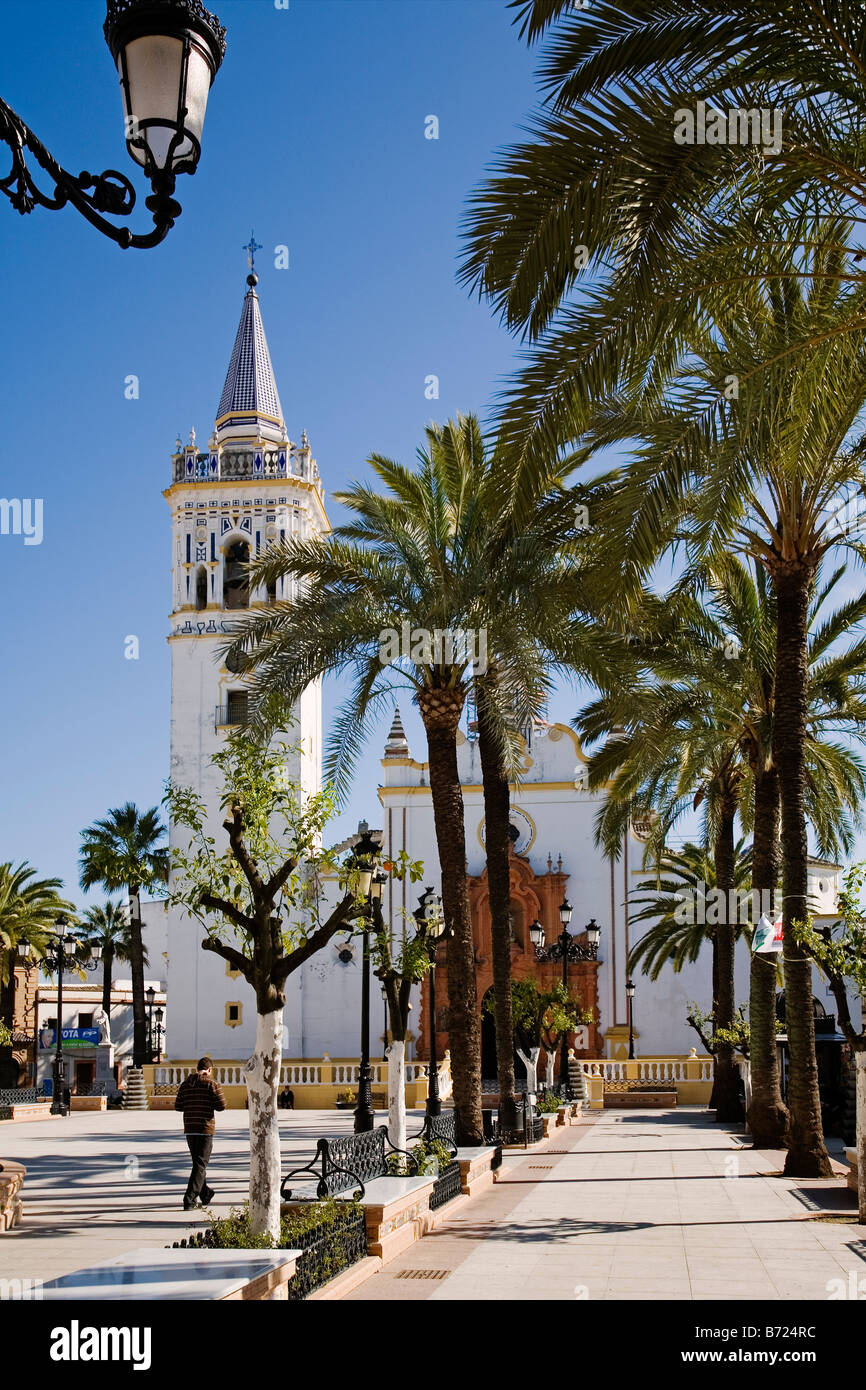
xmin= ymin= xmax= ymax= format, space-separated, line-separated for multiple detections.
xmin=418 ymin=847 xmax=602 ymax=1067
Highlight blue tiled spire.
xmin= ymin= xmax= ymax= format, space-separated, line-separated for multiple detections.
xmin=214 ymin=275 xmax=285 ymax=444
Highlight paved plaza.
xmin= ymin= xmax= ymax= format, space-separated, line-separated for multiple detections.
xmin=0 ymin=1106 xmax=860 ymax=1299
xmin=345 ymin=1109 xmax=860 ymax=1301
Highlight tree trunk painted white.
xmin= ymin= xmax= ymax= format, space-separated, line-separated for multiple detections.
xmin=244 ymin=1008 xmax=283 ymax=1241
xmin=544 ymin=1052 xmax=555 ymax=1088
xmin=516 ymin=1047 xmax=540 ymax=1095
xmin=857 ymin=1050 xmax=866 ymax=1224
xmin=740 ymin=1058 xmax=752 ymax=1131
xmin=387 ymin=1038 xmax=406 ymax=1153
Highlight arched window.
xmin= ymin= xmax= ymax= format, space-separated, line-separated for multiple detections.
xmin=195 ymin=565 xmax=208 ymax=611
xmin=223 ymin=540 xmax=250 ymax=610
xmin=266 ymin=575 xmax=277 ymax=606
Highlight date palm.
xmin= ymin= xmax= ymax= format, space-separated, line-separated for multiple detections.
xmin=79 ymin=805 xmax=168 ymax=1068
xmin=460 ymin=1 xmax=866 ymax=477
xmin=82 ymin=900 xmax=138 ymax=1018
xmin=223 ymin=416 xmax=602 ymax=1142
xmin=0 ymin=862 xmax=74 ymax=1033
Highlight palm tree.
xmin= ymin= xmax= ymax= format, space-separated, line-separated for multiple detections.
xmin=459 ymin=2 xmax=866 ymax=475
xmin=79 ymin=805 xmax=168 ymax=1068
xmin=224 ymin=416 xmax=603 ymax=1142
xmin=0 ymin=862 xmax=74 ymax=1033
xmin=82 ymin=900 xmax=138 ymax=1018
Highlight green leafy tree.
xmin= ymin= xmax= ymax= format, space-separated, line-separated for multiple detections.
xmin=164 ymin=720 xmax=362 ymax=1240
xmin=796 ymin=864 xmax=866 ymax=1222
xmin=495 ymin=978 xmax=591 ymax=1094
xmin=79 ymin=805 xmax=169 ymax=1068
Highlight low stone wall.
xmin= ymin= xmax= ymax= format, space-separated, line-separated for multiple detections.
xmin=604 ymin=1090 xmax=677 ymax=1109
xmin=70 ymin=1095 xmax=107 ymax=1112
xmin=0 ymin=1160 xmax=25 ymax=1232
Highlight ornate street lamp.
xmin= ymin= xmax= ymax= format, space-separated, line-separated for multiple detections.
xmin=351 ymin=827 xmax=382 ymax=1134
xmin=626 ymin=977 xmax=636 ymax=1060
xmin=0 ymin=0 xmax=225 ymax=249
xmin=415 ymin=887 xmax=445 ymax=1119
xmin=153 ymin=1007 xmax=165 ymax=1064
xmin=532 ymin=906 xmax=601 ymax=1100
xmin=146 ymin=984 xmax=156 ymax=1063
xmin=38 ymin=916 xmax=102 ymax=1116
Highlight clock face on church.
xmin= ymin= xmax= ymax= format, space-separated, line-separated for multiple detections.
xmin=478 ymin=807 xmax=535 ymax=855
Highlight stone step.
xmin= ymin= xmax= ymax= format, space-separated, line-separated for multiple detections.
xmin=124 ymin=1069 xmax=149 ymax=1111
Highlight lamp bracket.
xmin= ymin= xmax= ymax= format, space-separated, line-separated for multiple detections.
xmin=0 ymin=95 xmax=178 ymax=248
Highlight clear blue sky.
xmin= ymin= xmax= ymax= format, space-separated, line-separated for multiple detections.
xmin=0 ymin=0 xmax=576 ymax=907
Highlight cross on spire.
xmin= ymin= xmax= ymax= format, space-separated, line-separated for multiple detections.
xmin=243 ymin=230 xmax=263 ymax=274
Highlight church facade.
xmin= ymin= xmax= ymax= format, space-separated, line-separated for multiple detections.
xmin=160 ymin=276 xmax=842 ymax=1074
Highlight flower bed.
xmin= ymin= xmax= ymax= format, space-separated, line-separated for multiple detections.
xmin=173 ymin=1198 xmax=368 ymax=1300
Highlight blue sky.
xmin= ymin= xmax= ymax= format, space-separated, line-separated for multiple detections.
xmin=0 ymin=0 xmax=577 ymax=906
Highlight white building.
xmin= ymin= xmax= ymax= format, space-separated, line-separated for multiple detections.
xmin=163 ymin=277 xmax=854 ymax=1072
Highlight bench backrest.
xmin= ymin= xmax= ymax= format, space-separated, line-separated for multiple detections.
xmin=320 ymin=1128 xmax=388 ymax=1195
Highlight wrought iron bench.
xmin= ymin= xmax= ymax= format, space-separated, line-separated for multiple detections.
xmin=414 ymin=1109 xmax=458 ymax=1155
xmin=280 ymin=1126 xmax=420 ymax=1202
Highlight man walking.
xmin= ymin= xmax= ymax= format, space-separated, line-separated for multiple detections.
xmin=175 ymin=1055 xmax=225 ymax=1210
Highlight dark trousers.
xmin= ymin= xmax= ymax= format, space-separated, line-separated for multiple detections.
xmin=185 ymin=1134 xmax=213 ymax=1201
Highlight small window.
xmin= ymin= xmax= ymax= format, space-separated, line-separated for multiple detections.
xmin=223 ymin=539 xmax=250 ymax=609
xmin=225 ymin=961 xmax=242 ymax=979
xmin=195 ymin=565 xmax=208 ymax=611
xmin=225 ymin=689 xmax=249 ymax=725
xmin=225 ymin=1001 xmax=242 ymax=1027
xmin=78 ymin=1013 xmax=93 ymax=1030
xmin=266 ymin=576 xmax=277 ymax=605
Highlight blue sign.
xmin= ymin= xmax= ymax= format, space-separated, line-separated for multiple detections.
xmin=39 ymin=1028 xmax=99 ymax=1049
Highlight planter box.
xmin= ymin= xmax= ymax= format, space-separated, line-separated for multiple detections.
xmin=71 ymin=1095 xmax=106 ymax=1112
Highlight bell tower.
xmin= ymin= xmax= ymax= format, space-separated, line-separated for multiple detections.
xmin=164 ymin=250 xmax=328 ymax=1060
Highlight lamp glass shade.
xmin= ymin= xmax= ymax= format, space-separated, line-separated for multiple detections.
xmin=559 ymin=898 xmax=573 ymax=929
xmin=146 ymin=986 xmax=155 ymax=1006
xmin=155 ymin=1008 xmax=164 ymax=1023
xmin=586 ymin=918 xmax=601 ymax=948
xmin=626 ymin=978 xmax=635 ymax=998
xmin=528 ymin=920 xmax=545 ymax=949
xmin=56 ymin=915 xmax=68 ymax=938
xmin=357 ymin=867 xmax=373 ymax=897
xmin=90 ymin=942 xmax=103 ymax=964
xmin=119 ymin=34 xmax=212 ymax=174
xmin=370 ymin=871 xmax=387 ymax=902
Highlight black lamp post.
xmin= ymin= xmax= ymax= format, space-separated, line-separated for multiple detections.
xmin=352 ymin=828 xmax=382 ymax=1134
xmin=146 ymin=985 xmax=156 ymax=1064
xmin=380 ymin=983 xmax=389 ymax=1062
xmin=531 ymin=908 xmax=601 ymax=1099
xmin=153 ymin=1007 xmax=165 ymax=1064
xmin=38 ymin=916 xmax=102 ymax=1116
xmin=0 ymin=0 xmax=225 ymax=249
xmin=626 ymin=977 xmax=636 ymax=1060
xmin=415 ymin=887 xmax=445 ymax=1120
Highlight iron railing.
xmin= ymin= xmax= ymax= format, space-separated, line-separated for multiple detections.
xmin=429 ymin=1161 xmax=462 ymax=1210
xmin=281 ymin=1126 xmax=418 ymax=1201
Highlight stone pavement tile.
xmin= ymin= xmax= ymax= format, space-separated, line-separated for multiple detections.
xmin=689 ymin=1279 xmax=778 ymax=1297
xmin=604 ymin=1277 xmax=693 ymax=1295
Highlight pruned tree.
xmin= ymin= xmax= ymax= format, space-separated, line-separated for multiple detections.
xmin=370 ymin=855 xmax=430 ymax=1151
xmin=796 ymin=865 xmax=866 ymax=1223
xmin=164 ymin=722 xmax=364 ymax=1240
xmin=497 ymin=979 xmax=591 ymax=1094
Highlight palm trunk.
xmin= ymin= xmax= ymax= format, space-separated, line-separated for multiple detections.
xmin=245 ymin=1007 xmax=283 ymax=1240
xmin=747 ymin=763 xmax=789 ymax=1148
xmin=419 ymin=689 xmax=482 ymax=1146
xmin=101 ymin=945 xmax=114 ymax=1019
xmin=708 ymin=928 xmax=719 ymax=1109
xmin=773 ymin=567 xmax=832 ymax=1176
xmin=0 ymin=954 xmax=15 ymax=1033
xmin=713 ymin=803 xmax=741 ymax=1121
xmin=476 ymin=677 xmax=518 ymax=1132
xmin=128 ymin=885 xmax=148 ymax=1068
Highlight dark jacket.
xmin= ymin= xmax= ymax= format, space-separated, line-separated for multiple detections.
xmin=175 ymin=1072 xmax=226 ymax=1135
